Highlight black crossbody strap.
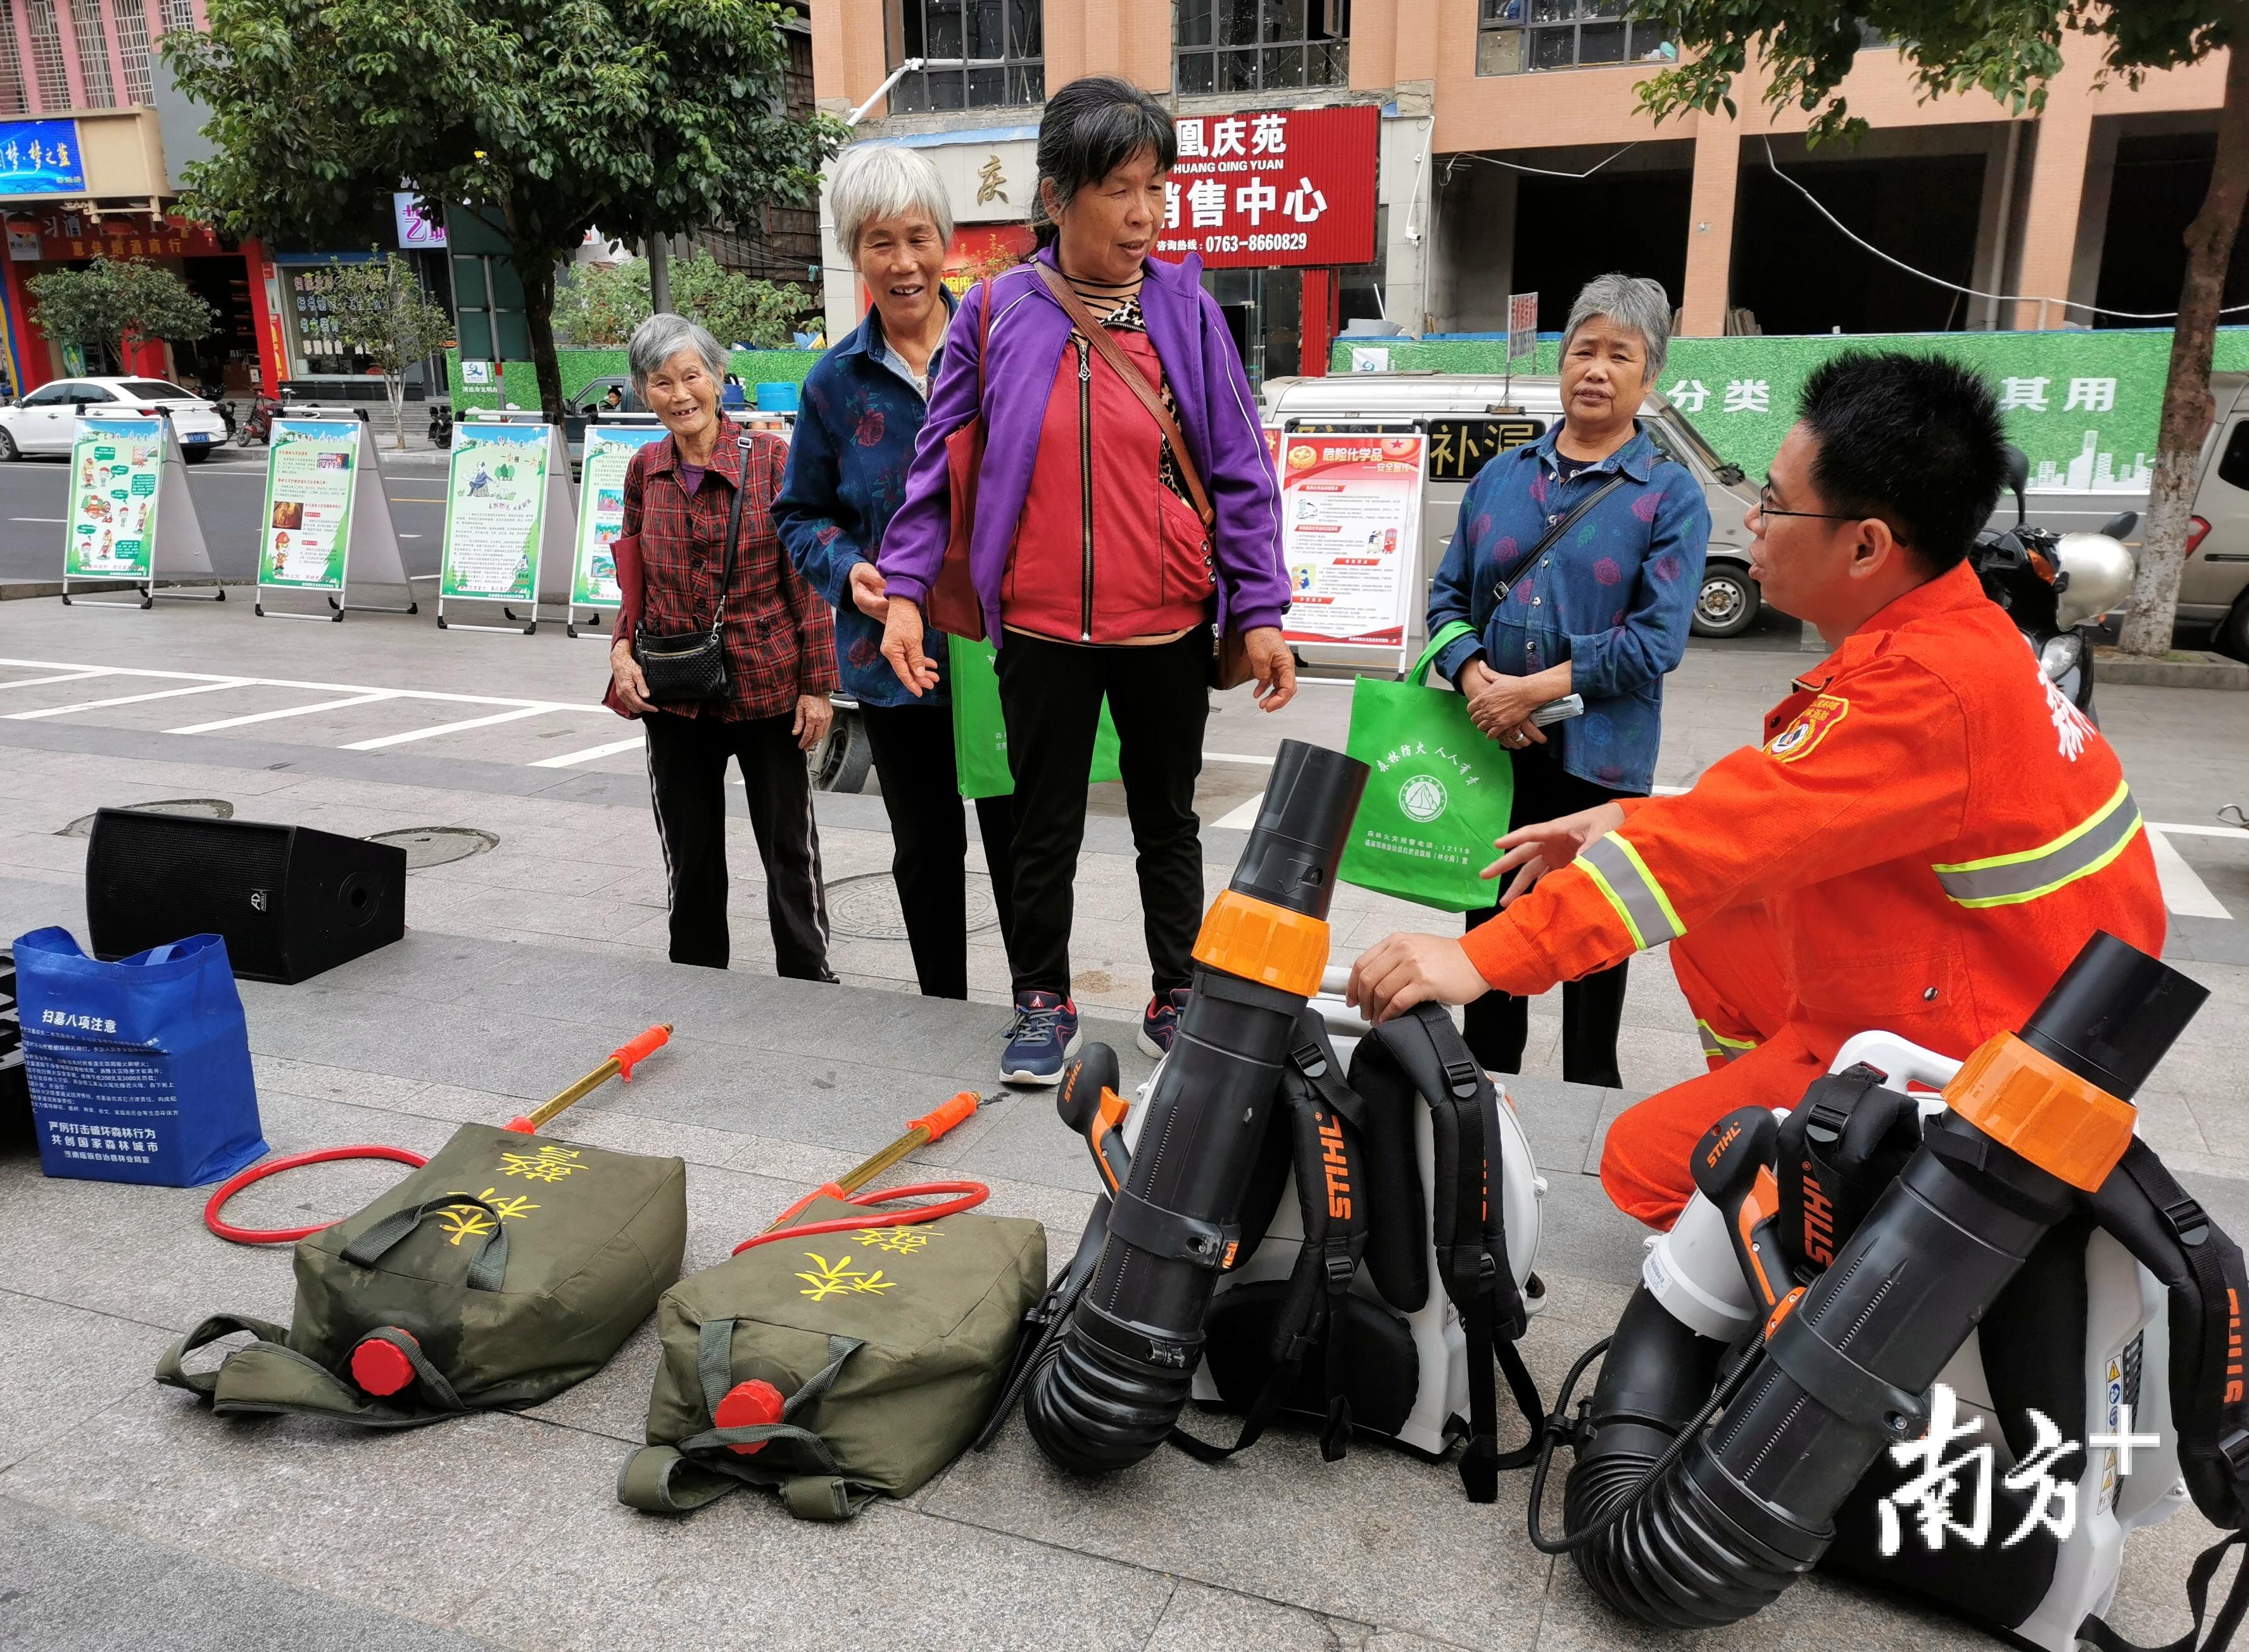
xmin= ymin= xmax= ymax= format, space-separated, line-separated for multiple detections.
xmin=1492 ymin=470 xmax=1631 ymax=601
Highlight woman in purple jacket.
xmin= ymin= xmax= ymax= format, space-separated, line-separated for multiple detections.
xmin=876 ymin=76 xmax=1295 ymax=1087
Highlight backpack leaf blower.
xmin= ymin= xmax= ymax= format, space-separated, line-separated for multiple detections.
xmin=1540 ymin=931 xmax=2217 ymax=1638
xmin=1023 ymin=739 xmax=1368 ymax=1475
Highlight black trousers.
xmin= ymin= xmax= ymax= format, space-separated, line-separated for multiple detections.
xmin=1463 ymin=747 xmax=1644 ymax=1088
xmin=643 ymin=710 xmax=831 ymax=978
xmin=859 ymin=701 xmax=1019 ymax=1001
xmin=995 ymin=626 xmax=1210 ymax=999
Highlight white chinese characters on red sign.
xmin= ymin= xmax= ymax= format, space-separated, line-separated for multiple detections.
xmin=1156 ymin=105 xmax=1378 ymax=270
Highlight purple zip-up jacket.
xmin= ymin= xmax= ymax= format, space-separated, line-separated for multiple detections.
xmin=875 ymin=244 xmax=1288 ymax=645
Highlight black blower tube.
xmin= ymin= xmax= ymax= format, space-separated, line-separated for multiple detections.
xmin=1024 ymin=740 xmax=1369 ymax=1475
xmin=1562 ymin=931 xmax=2208 ymax=1629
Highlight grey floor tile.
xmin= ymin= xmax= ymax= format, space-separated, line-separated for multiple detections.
xmin=0 ymin=1291 xmax=173 ymax=1472
xmin=1143 ymin=1580 xmax=1375 ymax=1652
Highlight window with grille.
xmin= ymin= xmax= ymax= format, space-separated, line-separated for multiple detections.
xmin=71 ymin=0 xmax=116 ymax=106
xmin=1476 ymin=0 xmax=1671 ymax=75
xmin=27 ymin=0 xmax=71 ymax=110
xmin=1178 ymin=0 xmax=1349 ymax=96
xmin=158 ymin=0 xmax=196 ymax=32
xmin=113 ymin=0 xmax=155 ymax=104
xmin=0 ymin=19 xmax=27 ymax=114
xmin=885 ymin=0 xmax=1043 ymax=112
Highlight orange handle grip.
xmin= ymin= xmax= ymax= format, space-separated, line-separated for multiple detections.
xmin=612 ymin=1023 xmax=672 ymax=1081
xmin=907 ymin=1090 xmax=980 ymax=1144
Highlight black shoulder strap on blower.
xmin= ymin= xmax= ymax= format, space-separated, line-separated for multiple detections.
xmin=2079 ymin=1139 xmax=2249 ymax=1652
xmin=1355 ymin=1004 xmax=1543 ymax=1503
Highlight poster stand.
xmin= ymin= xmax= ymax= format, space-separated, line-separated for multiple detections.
xmin=253 ymin=408 xmax=417 ymax=623
xmin=569 ymin=412 xmax=665 ymax=640
xmin=435 ymin=412 xmax=576 ymax=635
xmin=60 ymin=410 xmax=220 ymax=610
xmin=1276 ymin=417 xmax=1423 ymax=678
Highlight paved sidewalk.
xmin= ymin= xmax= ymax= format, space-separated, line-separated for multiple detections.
xmin=1 ymin=593 xmax=2246 ymax=1651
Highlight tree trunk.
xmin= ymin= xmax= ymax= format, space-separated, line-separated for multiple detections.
xmin=387 ymin=374 xmax=406 ymax=451
xmin=2118 ymin=42 xmax=2249 ymax=659
xmin=516 ymin=251 xmax=565 ymax=425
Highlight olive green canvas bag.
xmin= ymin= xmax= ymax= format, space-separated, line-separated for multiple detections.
xmin=619 ymin=1195 xmax=1045 ymax=1521
xmin=156 ymin=1123 xmax=686 ymax=1427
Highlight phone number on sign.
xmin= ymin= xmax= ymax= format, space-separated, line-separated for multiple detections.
xmin=1172 ymin=231 xmax=1312 ymax=254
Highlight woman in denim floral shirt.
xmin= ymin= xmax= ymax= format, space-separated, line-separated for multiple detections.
xmin=776 ymin=144 xmax=1017 ymax=1000
xmin=1425 ymin=273 xmax=1710 ymax=1086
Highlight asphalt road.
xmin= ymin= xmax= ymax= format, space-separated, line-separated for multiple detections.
xmin=0 ymin=450 xmax=450 ymax=583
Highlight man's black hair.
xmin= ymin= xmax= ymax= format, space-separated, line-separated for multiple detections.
xmin=1033 ymin=76 xmax=1177 ymax=247
xmin=1796 ymin=351 xmax=2010 ymax=574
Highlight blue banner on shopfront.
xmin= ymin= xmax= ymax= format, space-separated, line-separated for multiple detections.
xmin=0 ymin=119 xmax=84 ymax=195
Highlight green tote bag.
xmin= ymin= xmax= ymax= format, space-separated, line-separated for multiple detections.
xmin=948 ymin=634 xmax=1123 ymax=801
xmin=1337 ymin=621 xmax=1516 ymax=912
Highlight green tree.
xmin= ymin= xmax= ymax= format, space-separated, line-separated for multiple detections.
xmin=24 ymin=256 xmax=215 ymax=376
xmin=1629 ymin=2 xmax=2247 ymax=658
xmin=163 ymin=0 xmax=843 ymax=422
xmin=553 ymin=258 xmax=652 ymax=348
xmin=324 ymin=252 xmax=457 ymax=450
xmin=671 ymin=255 xmax=811 ymax=349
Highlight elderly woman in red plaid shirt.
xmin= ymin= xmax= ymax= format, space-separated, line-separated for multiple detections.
xmin=607 ymin=313 xmax=841 ymax=979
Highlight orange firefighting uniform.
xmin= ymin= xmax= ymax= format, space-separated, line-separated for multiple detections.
xmin=1459 ymin=560 xmax=2167 ymax=1227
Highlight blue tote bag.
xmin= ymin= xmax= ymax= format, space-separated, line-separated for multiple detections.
xmin=13 ymin=927 xmax=267 ymax=1186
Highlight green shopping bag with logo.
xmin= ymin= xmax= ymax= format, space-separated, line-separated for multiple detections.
xmin=1338 ymin=621 xmax=1516 ymax=912
xmin=948 ymin=634 xmax=1123 ymax=800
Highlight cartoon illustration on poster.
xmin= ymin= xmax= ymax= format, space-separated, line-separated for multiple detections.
xmin=1278 ymin=433 xmax=1424 ymax=649
xmin=257 ymin=420 xmax=358 ymax=590
xmin=574 ymin=425 xmax=665 ymax=608
xmin=65 ymin=419 xmax=162 ymax=580
xmin=439 ymin=424 xmax=550 ymax=601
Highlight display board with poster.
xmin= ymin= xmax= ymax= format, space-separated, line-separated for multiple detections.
xmin=436 ymin=418 xmax=576 ymax=634
xmin=254 ymin=415 xmax=415 ymax=621
xmin=570 ymin=420 xmax=667 ymax=638
xmin=61 ymin=415 xmax=217 ymax=608
xmin=1276 ymin=432 xmax=1425 ymax=664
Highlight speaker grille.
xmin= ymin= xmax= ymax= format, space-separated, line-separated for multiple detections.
xmin=87 ymin=812 xmax=294 ymax=978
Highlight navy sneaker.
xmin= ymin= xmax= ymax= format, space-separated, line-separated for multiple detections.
xmin=1137 ymin=987 xmax=1192 ymax=1060
xmin=1000 ymin=990 xmax=1080 ymax=1086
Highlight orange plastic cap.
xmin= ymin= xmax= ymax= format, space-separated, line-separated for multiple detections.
xmin=1945 ymin=1031 xmax=2138 ymax=1192
xmin=503 ymin=1116 xmax=536 ymax=1133
xmin=714 ymin=1378 xmax=786 ymax=1456
xmin=612 ymin=1023 xmax=672 ymax=1081
xmin=1191 ymin=890 xmax=1330 ymax=999
xmin=908 ymin=1090 xmax=979 ymax=1142
xmin=350 ymin=1331 xmax=418 ymax=1397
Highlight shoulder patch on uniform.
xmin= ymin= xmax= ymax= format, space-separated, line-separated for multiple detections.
xmin=1767 ymin=693 xmax=1849 ymax=762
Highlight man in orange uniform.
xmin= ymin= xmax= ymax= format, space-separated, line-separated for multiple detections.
xmin=1349 ymin=353 xmax=2167 ymax=1228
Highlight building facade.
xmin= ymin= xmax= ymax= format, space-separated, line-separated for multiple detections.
xmin=812 ymin=1 xmax=2238 ymax=379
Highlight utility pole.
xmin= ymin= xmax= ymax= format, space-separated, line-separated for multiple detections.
xmin=648 ymin=233 xmax=672 ymax=315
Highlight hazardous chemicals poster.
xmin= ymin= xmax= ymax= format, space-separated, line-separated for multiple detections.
xmin=257 ymin=420 xmax=358 ymax=591
xmin=439 ymin=423 xmax=550 ymax=602
xmin=1278 ymin=432 xmax=1424 ymax=651
xmin=574 ymin=424 xmax=665 ymax=611
xmin=65 ymin=418 xmax=163 ymax=581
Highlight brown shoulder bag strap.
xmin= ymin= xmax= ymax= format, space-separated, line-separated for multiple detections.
xmin=1036 ymin=262 xmax=1215 ymax=531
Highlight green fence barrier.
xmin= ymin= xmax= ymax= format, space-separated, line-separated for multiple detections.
xmin=446 ymin=348 xmax=820 ymax=412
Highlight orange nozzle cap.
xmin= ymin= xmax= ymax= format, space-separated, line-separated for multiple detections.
xmin=350 ymin=1331 xmax=418 ymax=1397
xmin=503 ymin=1116 xmax=536 ymax=1133
xmin=714 ymin=1378 xmax=786 ymax=1455
xmin=612 ymin=1023 xmax=672 ymax=1081
xmin=908 ymin=1090 xmax=979 ymax=1143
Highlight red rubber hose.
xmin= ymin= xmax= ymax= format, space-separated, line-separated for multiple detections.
xmin=204 ymin=1145 xmax=429 ymax=1244
xmin=732 ymin=1181 xmax=990 ymax=1254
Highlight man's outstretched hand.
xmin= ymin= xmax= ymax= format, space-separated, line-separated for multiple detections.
xmin=1347 ymin=932 xmax=1490 ymax=1025
xmin=1483 ymin=800 xmax=1628 ymax=906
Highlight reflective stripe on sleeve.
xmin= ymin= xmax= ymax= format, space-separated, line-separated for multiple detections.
xmin=1931 ymin=781 xmax=2143 ymax=909
xmin=1578 ymin=833 xmax=1685 ymax=951
xmin=1696 ymin=1019 xmax=1757 ymax=1062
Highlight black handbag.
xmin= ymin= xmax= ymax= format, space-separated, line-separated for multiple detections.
xmin=634 ymin=434 xmax=753 ymax=704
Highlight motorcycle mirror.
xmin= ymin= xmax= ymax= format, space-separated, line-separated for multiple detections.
xmin=2098 ymin=511 xmax=2139 ymax=540
xmin=2003 ymin=444 xmax=2030 ymax=527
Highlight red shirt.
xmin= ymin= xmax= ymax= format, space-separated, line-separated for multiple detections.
xmin=615 ymin=431 xmax=837 ymax=722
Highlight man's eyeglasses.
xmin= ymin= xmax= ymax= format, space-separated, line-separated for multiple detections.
xmin=1757 ymin=482 xmax=1861 ymax=522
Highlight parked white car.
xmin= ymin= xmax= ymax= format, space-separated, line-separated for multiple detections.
xmin=0 ymin=377 xmax=230 ymax=463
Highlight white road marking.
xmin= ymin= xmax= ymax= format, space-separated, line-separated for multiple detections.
xmin=2150 ymin=822 xmax=2249 ymax=840
xmin=342 ymin=705 xmax=560 ymax=751
xmin=0 ymin=656 xmax=595 ymax=713
xmin=7 ymin=679 xmax=250 ymax=720
xmin=9 ymin=515 xmax=64 ymax=522
xmin=0 ymin=669 xmax=114 ymax=691
xmin=529 ymin=735 xmax=646 ymax=769
xmin=1213 ymin=794 xmax=1264 ymax=831
xmin=167 ymin=691 xmax=403 ymax=735
xmin=2147 ymin=828 xmax=2233 ymax=921
xmin=1205 ymin=751 xmax=1276 ymax=767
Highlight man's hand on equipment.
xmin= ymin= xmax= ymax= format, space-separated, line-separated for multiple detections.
xmin=610 ymin=638 xmax=655 ymax=716
xmin=1483 ymin=800 xmax=1629 ymax=905
xmin=793 ymin=693 xmax=834 ymax=752
xmin=879 ymin=595 xmax=941 ymax=697
xmin=1347 ymin=932 xmax=1490 ymax=1024
xmin=847 ymin=559 xmax=890 ymax=621
xmin=1243 ymin=626 xmax=1297 ymax=712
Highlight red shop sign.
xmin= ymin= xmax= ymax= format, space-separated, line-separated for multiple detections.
xmin=1155 ymin=104 xmax=1376 ymax=270
xmin=7 ymin=209 xmax=226 ymax=262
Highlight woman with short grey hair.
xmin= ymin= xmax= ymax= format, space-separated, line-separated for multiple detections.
xmin=1420 ymin=270 xmax=1710 ymax=1087
xmin=605 ymin=310 xmax=840 ymax=980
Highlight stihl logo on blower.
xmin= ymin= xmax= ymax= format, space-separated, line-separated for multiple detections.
xmin=1318 ymin=1110 xmax=1352 ymax=1221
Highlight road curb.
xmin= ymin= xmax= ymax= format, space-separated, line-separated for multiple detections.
xmin=2095 ymin=647 xmax=2249 ymax=691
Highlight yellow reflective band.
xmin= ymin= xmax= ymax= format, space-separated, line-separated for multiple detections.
xmin=1578 ymin=834 xmax=1685 ymax=952
xmin=1613 ymin=835 xmax=1686 ymax=940
xmin=1695 ymin=1019 xmax=1757 ymax=1061
xmin=1931 ymin=781 xmax=2143 ymax=909
xmin=1578 ymin=857 xmax=1646 ymax=950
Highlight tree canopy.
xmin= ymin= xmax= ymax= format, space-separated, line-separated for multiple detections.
xmin=25 ymin=258 xmax=215 ymax=374
xmin=324 ymin=253 xmax=456 ymax=448
xmin=554 ymin=253 xmax=814 ymax=350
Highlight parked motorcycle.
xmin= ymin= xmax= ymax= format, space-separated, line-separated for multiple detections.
xmin=1970 ymin=446 xmax=2136 ymax=720
xmin=235 ymin=387 xmax=282 ymax=447
xmin=197 ymin=379 xmax=238 ymax=441
xmin=427 ymin=400 xmax=453 ymax=449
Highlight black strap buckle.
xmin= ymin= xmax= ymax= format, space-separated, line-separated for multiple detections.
xmin=2164 ymin=1193 xmax=2212 ymax=1247
xmin=1441 ymin=1056 xmax=1481 ymax=1100
xmin=1805 ymin=1094 xmax=1855 ymax=1147
xmin=2218 ymin=1428 xmax=2249 ymax=1483
xmin=1324 ymin=1249 xmax=1357 ymax=1291
xmin=1290 ymin=1038 xmax=1330 ymax=1080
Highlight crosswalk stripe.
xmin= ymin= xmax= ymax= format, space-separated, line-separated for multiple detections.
xmin=341 ymin=705 xmax=560 ymax=751
xmin=0 ymin=669 xmax=115 ymax=691
xmin=2147 ymin=828 xmax=2232 ymax=921
xmin=168 ymin=692 xmax=403 ymax=735
xmin=529 ymin=735 xmax=647 ymax=769
xmin=6 ymin=680 xmax=249 ymax=720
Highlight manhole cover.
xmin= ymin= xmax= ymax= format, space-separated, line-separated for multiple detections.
xmin=825 ymin=871 xmax=1002 ymax=941
xmin=58 ymin=798 xmax=234 ymax=838
xmin=367 ymin=826 xmax=500 ymax=868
